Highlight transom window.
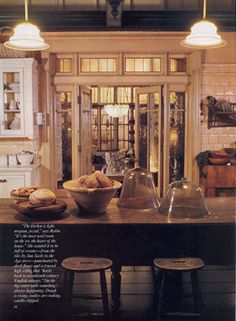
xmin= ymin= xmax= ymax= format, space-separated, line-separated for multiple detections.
xmin=56 ymin=58 xmax=73 ymax=73
xmin=80 ymin=58 xmax=117 ymax=73
xmin=125 ymin=57 xmax=161 ymax=73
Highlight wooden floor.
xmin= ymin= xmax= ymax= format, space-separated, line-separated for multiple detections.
xmin=0 ymin=265 xmax=234 ymax=321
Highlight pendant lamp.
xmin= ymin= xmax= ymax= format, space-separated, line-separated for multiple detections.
xmin=104 ymin=87 xmax=129 ymax=118
xmin=4 ymin=0 xmax=49 ymax=51
xmin=180 ymin=0 xmax=227 ymax=49
xmin=104 ymin=104 xmax=129 ymax=118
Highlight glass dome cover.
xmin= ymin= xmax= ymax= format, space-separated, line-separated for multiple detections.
xmin=159 ymin=177 xmax=210 ymax=218
xmin=117 ymin=167 xmax=159 ymax=210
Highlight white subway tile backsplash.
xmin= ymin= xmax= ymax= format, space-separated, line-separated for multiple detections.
xmin=201 ymin=135 xmax=209 ymax=144
xmin=208 ymin=135 xmax=219 ymax=144
xmin=218 ymin=135 xmax=233 ymax=144
xmin=201 ymin=63 xmax=236 ymax=153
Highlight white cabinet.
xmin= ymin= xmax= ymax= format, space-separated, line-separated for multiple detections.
xmin=0 ymin=166 xmax=39 ymax=198
xmin=0 ymin=58 xmax=38 ymax=138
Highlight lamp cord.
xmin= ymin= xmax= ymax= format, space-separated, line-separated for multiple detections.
xmin=25 ymin=0 xmax=28 ymax=21
xmin=203 ymin=0 xmax=206 ymax=20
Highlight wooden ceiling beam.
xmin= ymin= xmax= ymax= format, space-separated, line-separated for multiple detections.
xmin=0 ymin=10 xmax=234 ymax=32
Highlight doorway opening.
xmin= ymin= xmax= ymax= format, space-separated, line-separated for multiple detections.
xmin=54 ymin=85 xmax=187 ymax=196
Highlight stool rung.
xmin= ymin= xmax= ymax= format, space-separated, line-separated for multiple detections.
xmin=163 ymin=311 xmax=201 ymax=317
xmin=72 ymin=294 xmax=103 ymax=300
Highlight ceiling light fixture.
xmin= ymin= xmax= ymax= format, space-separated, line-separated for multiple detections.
xmin=104 ymin=104 xmax=129 ymax=118
xmin=4 ymin=0 xmax=49 ymax=51
xmin=180 ymin=0 xmax=227 ymax=49
xmin=104 ymin=87 xmax=129 ymax=118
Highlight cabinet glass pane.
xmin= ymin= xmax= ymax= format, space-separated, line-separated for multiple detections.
xmin=3 ymin=72 xmax=21 ymax=131
xmin=169 ymin=91 xmax=185 ymax=182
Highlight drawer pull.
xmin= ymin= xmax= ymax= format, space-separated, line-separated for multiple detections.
xmin=0 ymin=179 xmax=7 ymax=183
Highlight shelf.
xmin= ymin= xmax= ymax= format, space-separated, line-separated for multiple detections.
xmin=207 ymin=97 xmax=236 ymax=128
xmin=4 ymin=90 xmax=19 ymax=94
xmin=4 ymin=110 xmax=20 ymax=113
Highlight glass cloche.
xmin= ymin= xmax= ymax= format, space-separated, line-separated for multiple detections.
xmin=159 ymin=177 xmax=210 ymax=218
xmin=117 ymin=167 xmax=159 ymax=209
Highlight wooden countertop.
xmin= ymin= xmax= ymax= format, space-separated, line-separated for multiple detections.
xmin=0 ymin=197 xmax=235 ymax=225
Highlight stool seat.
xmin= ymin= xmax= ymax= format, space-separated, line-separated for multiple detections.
xmin=152 ymin=257 xmax=205 ymax=320
xmin=61 ymin=256 xmax=112 ymax=320
xmin=61 ymin=256 xmax=113 ymax=273
xmin=154 ymin=257 xmax=204 ymax=271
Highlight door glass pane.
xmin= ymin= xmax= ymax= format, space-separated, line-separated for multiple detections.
xmin=169 ymin=91 xmax=185 ymax=182
xmin=137 ymin=91 xmax=160 ymax=186
xmin=56 ymin=92 xmax=72 ymax=188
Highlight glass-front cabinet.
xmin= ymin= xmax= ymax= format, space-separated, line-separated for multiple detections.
xmin=0 ymin=58 xmax=38 ymax=138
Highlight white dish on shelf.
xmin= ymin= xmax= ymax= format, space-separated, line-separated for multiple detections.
xmin=17 ymin=152 xmax=34 ymax=165
xmin=8 ymin=82 xmax=20 ymax=92
xmin=0 ymin=155 xmax=8 ymax=166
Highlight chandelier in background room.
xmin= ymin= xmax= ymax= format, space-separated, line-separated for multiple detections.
xmin=4 ymin=0 xmax=49 ymax=51
xmin=180 ymin=0 xmax=227 ymax=49
xmin=104 ymin=87 xmax=129 ymax=118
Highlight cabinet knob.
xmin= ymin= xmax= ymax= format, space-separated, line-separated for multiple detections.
xmin=0 ymin=179 xmax=7 ymax=183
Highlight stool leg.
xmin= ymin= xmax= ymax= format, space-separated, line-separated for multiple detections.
xmin=100 ymin=270 xmax=110 ymax=320
xmin=152 ymin=270 xmax=166 ymax=321
xmin=111 ymin=264 xmax=121 ymax=321
xmin=152 ymin=269 xmax=164 ymax=321
xmin=63 ymin=271 xmax=74 ymax=321
xmin=157 ymin=271 xmax=166 ymax=320
xmin=191 ymin=270 xmax=204 ymax=314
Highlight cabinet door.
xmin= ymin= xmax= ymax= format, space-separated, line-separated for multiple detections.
xmin=0 ymin=58 xmax=37 ymax=138
xmin=0 ymin=69 xmax=25 ymax=136
xmin=0 ymin=174 xmax=25 ymax=198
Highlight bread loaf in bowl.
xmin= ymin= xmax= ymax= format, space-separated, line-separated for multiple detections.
xmin=75 ymin=171 xmax=114 ymax=189
xmin=29 ymin=189 xmax=56 ymax=206
xmin=92 ymin=171 xmax=114 ymax=188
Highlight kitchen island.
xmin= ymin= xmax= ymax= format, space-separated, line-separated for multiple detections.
xmin=0 ymin=197 xmax=235 ymax=317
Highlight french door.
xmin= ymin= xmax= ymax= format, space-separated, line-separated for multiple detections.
xmin=135 ymin=85 xmax=186 ymax=198
xmin=135 ymin=86 xmax=164 ymax=197
xmin=76 ymin=85 xmax=93 ymax=177
xmin=54 ymin=85 xmax=92 ymax=190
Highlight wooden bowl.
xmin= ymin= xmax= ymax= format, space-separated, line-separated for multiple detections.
xmin=208 ymin=157 xmax=230 ymax=165
xmin=63 ymin=180 xmax=122 ymax=213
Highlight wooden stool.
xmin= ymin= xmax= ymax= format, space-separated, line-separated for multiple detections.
xmin=152 ymin=257 xmax=204 ymax=320
xmin=61 ymin=256 xmax=113 ymax=320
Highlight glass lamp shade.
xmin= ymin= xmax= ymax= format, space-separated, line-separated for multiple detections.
xmin=117 ymin=167 xmax=159 ymax=210
xmin=159 ymin=177 xmax=210 ymax=218
xmin=180 ymin=20 xmax=227 ymax=49
xmin=104 ymin=104 xmax=129 ymax=118
xmin=4 ymin=22 xmax=49 ymax=51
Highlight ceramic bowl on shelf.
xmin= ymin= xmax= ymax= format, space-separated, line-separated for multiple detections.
xmin=63 ymin=179 xmax=122 ymax=213
xmin=17 ymin=152 xmax=34 ymax=165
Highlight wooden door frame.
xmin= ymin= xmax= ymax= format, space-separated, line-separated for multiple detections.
xmin=49 ymin=72 xmax=197 ymax=193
